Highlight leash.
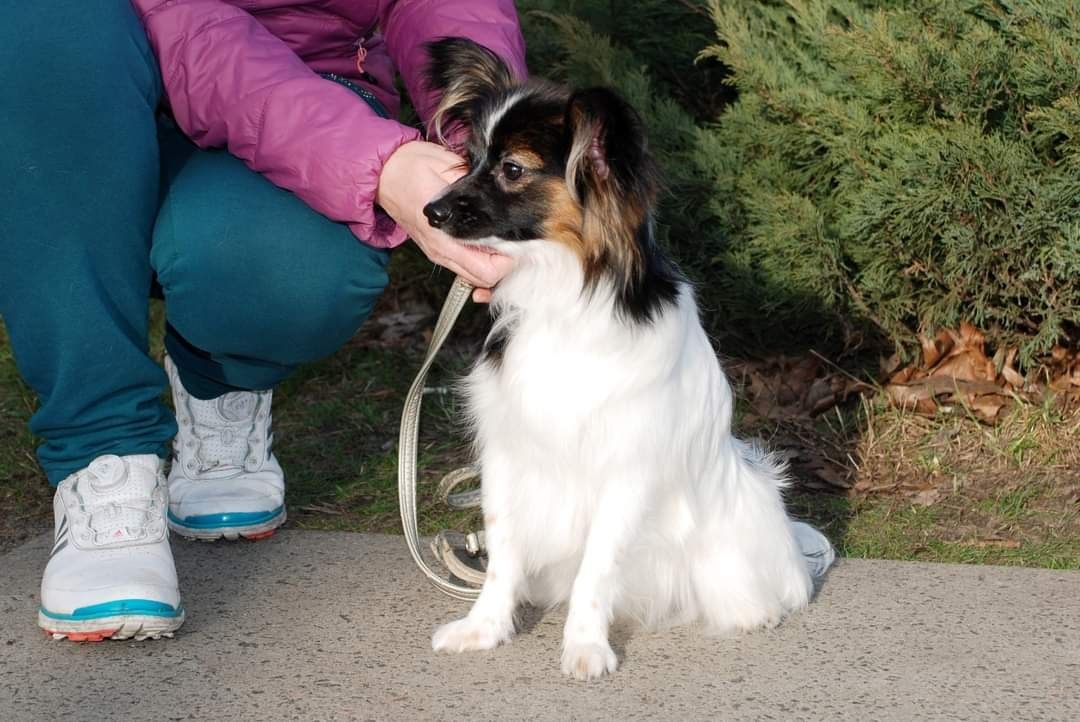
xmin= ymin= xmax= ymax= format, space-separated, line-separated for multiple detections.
xmin=397 ymin=276 xmax=487 ymax=601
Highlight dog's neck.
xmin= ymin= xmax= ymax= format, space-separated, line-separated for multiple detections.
xmin=482 ymin=232 xmax=682 ymax=328
xmin=485 ymin=239 xmax=602 ymax=319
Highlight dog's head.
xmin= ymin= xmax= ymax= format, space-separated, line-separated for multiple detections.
xmin=422 ymin=38 xmax=663 ymax=293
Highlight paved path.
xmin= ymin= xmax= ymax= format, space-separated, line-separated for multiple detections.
xmin=2 ymin=531 xmax=1077 ymax=721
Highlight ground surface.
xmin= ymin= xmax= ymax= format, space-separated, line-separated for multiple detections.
xmin=3 ymin=530 xmax=1078 ymax=722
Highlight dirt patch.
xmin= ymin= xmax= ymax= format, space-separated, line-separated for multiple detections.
xmin=0 ymin=514 xmax=50 ymax=555
xmin=0 ymin=458 xmax=52 ymax=554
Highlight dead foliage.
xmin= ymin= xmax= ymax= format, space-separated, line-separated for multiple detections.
xmin=883 ymin=322 xmax=1080 ymax=424
xmin=729 ymin=354 xmax=872 ymax=423
xmin=727 ymin=355 xmax=870 ymax=493
xmin=730 ymin=322 xmax=1079 ymax=509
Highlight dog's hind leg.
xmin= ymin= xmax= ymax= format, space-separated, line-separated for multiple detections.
xmin=689 ymin=522 xmax=814 ymax=635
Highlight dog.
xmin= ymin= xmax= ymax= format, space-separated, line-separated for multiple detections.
xmin=421 ymin=38 xmax=834 ymax=680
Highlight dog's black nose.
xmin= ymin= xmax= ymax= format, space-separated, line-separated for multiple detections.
xmin=423 ymin=200 xmax=453 ymax=228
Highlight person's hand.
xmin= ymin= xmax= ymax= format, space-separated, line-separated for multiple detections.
xmin=377 ymin=140 xmax=512 ymax=303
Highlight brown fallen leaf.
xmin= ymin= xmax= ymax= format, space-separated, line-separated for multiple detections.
xmin=880 ymin=352 xmax=903 ymax=378
xmin=884 ymin=383 xmax=938 ymax=414
xmin=920 ymin=328 xmax=955 ymax=368
xmin=929 ymin=346 xmax=995 ymax=382
xmin=1001 ymin=347 xmax=1024 ymax=388
xmin=889 ymin=365 xmax=917 ymax=385
xmin=969 ymin=394 xmax=1007 ymax=423
xmin=911 ymin=488 xmax=941 ymax=506
xmin=803 ymin=461 xmax=852 ymax=489
xmin=805 ymin=377 xmax=836 ymax=415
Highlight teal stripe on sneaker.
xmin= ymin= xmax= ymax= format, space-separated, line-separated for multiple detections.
xmin=168 ymin=505 xmax=284 ymax=529
xmin=40 ymin=599 xmax=182 ymax=621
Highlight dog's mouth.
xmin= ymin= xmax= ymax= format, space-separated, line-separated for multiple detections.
xmin=458 ymin=236 xmax=529 ymax=259
xmin=458 ymin=236 xmax=499 ymax=247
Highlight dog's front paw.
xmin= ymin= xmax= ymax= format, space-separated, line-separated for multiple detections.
xmin=432 ymin=616 xmax=512 ymax=653
xmin=561 ymin=640 xmax=618 ymax=680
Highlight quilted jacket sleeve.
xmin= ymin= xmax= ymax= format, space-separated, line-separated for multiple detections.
xmin=131 ymin=0 xmax=421 ymax=248
xmin=378 ymin=0 xmax=528 ymax=129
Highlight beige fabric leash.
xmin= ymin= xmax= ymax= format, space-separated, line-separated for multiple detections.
xmin=397 ymin=276 xmax=486 ymax=601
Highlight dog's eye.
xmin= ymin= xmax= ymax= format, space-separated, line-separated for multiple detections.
xmin=502 ymin=162 xmax=524 ymax=181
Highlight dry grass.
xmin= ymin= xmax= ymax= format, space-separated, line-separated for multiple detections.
xmin=845 ymin=395 xmax=1080 ymax=565
xmin=856 ymin=395 xmax=1080 ymax=496
xmin=770 ymin=393 xmax=1079 ymax=568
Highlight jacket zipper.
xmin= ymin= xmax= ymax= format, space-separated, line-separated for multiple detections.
xmin=320 ymin=72 xmax=391 ymax=120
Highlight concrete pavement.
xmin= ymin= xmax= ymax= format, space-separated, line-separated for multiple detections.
xmin=1 ymin=531 xmax=1077 ymax=721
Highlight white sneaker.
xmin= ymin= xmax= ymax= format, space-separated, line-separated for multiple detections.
xmin=165 ymin=356 xmax=286 ymax=541
xmin=39 ymin=454 xmax=184 ymax=641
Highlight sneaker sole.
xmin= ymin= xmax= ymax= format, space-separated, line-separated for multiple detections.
xmin=39 ymin=611 xmax=185 ymax=642
xmin=168 ymin=507 xmax=287 ymax=542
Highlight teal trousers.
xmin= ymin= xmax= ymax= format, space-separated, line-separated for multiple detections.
xmin=0 ymin=1 xmax=391 ymax=484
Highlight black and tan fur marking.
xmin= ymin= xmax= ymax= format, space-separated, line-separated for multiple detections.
xmin=423 ymin=38 xmax=681 ymax=324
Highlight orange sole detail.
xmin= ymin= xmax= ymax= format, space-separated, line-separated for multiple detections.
xmin=45 ymin=628 xmax=118 ymax=642
xmin=243 ymin=529 xmax=277 ymax=541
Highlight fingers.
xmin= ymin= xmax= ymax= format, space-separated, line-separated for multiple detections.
xmin=451 ymin=245 xmax=514 ymax=287
xmin=437 ymin=248 xmax=505 ymax=288
xmin=415 ymin=227 xmax=515 ymax=288
xmin=377 ymin=140 xmax=514 ymax=296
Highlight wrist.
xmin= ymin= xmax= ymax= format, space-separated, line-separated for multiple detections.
xmin=376 ymin=140 xmax=416 ymax=211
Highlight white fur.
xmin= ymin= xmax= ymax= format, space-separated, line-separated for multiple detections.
xmin=478 ymin=89 xmax=524 ymax=149
xmin=431 ymin=239 xmax=830 ymax=680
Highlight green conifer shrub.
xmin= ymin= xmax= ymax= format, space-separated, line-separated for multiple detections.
xmin=519 ymin=0 xmax=1080 ymax=360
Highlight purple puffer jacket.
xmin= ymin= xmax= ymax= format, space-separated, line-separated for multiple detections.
xmin=131 ymin=0 xmax=527 ymax=248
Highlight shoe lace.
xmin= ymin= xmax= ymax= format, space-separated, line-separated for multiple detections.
xmin=85 ymin=501 xmax=159 ymax=543
xmin=69 ymin=472 xmax=163 ymax=545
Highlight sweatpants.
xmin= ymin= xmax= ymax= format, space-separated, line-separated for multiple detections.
xmin=0 ymin=0 xmax=391 ymax=484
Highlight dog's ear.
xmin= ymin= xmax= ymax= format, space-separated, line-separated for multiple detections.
xmin=426 ymin=38 xmax=517 ymax=142
xmin=565 ymin=88 xmax=661 ymax=283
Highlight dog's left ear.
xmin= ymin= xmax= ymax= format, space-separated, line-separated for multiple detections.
xmin=565 ymin=88 xmax=657 ymax=195
xmin=426 ymin=37 xmax=518 ymax=142
xmin=565 ymin=88 xmax=661 ymax=275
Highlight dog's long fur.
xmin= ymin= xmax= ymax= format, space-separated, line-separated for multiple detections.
xmin=422 ymin=38 xmax=832 ymax=680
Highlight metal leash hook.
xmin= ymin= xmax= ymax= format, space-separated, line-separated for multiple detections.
xmin=397 ymin=276 xmax=486 ymax=601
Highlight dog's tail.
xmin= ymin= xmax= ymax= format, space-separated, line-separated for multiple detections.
xmin=791 ymin=521 xmax=836 ymax=580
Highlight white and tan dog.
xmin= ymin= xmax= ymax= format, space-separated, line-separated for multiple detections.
xmin=421 ymin=38 xmax=834 ymax=680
